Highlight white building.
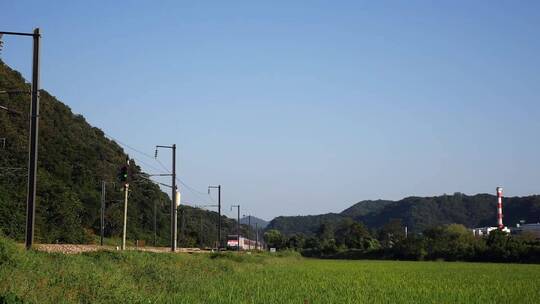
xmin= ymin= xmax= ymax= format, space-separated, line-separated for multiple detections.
xmin=472 ymin=226 xmax=510 ymax=237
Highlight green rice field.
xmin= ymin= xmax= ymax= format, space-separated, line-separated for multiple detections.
xmin=0 ymin=238 xmax=539 ymax=303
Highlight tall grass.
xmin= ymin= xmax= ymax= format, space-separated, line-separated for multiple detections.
xmin=0 ymin=235 xmax=538 ymax=303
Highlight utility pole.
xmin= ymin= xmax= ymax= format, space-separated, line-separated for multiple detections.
xmin=154 ymin=198 xmax=158 ymax=246
xmin=1 ymin=28 xmax=42 ymax=250
xmin=208 ymin=185 xmax=221 ymax=248
xmin=180 ymin=207 xmax=186 ymax=246
xmin=122 ymin=183 xmax=129 ymax=250
xmin=155 ymin=144 xmax=177 ymax=252
xmin=199 ymin=213 xmax=203 ymax=248
xmin=244 ymin=214 xmax=251 ymax=250
xmin=121 ymin=159 xmax=130 ymax=250
xmin=192 ymin=204 xmax=218 ymax=249
xmin=172 ymin=145 xmax=177 ymax=251
xmin=231 ymin=205 xmax=240 ymax=251
xmin=255 ymin=222 xmax=259 ymax=250
xmin=26 ymin=28 xmax=40 ymax=250
xmin=100 ymin=181 xmax=105 ymax=246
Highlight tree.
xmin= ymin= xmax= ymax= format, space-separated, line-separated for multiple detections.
xmin=316 ymin=222 xmax=335 ymax=240
xmin=393 ymin=235 xmax=427 ymax=260
xmin=264 ymin=229 xmax=284 ymax=249
xmin=423 ymin=224 xmax=478 ymax=260
xmin=303 ymin=236 xmax=321 ymax=250
xmin=378 ymin=219 xmax=405 ymax=248
xmin=335 ymin=221 xmax=374 ymax=250
xmin=286 ymin=233 xmax=305 ymax=250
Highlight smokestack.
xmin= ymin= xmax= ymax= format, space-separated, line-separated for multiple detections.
xmin=496 ymin=187 xmax=504 ymax=229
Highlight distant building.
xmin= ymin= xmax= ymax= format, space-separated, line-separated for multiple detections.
xmin=472 ymin=226 xmax=510 ymax=237
xmin=511 ymin=223 xmax=540 ymax=239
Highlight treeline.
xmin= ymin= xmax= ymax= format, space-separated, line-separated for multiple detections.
xmin=267 ymin=194 xmax=540 ymax=235
xmin=263 ymin=219 xmax=540 ymax=263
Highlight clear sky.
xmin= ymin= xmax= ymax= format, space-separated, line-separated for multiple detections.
xmin=2 ymin=1 xmax=539 ymax=220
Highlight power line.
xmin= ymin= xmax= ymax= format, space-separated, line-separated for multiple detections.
xmin=101 ymin=133 xmax=217 ymax=208
xmin=103 ymin=132 xmax=156 ymax=160
xmin=102 ymin=132 xmax=170 ymax=175
xmin=130 ymin=156 xmax=164 ymax=174
xmin=155 ymin=158 xmax=171 ymax=173
xmin=176 ymin=177 xmax=217 ymax=204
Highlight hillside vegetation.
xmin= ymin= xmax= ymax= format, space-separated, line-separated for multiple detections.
xmin=0 ymin=61 xmax=245 ymax=247
xmin=267 ymin=194 xmax=540 ymax=235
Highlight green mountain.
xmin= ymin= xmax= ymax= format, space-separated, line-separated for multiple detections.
xmin=266 ymin=193 xmax=540 ymax=236
xmin=341 ymin=199 xmax=393 ymax=218
xmin=0 ymin=61 xmax=247 ymax=246
xmin=266 ymin=213 xmax=344 ymax=236
xmin=240 ymin=216 xmax=269 ymax=229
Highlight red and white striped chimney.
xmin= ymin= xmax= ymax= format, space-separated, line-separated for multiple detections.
xmin=496 ymin=187 xmax=504 ymax=229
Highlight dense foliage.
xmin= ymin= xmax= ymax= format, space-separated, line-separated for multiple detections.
xmin=0 ymin=61 xmax=249 ymax=247
xmin=267 ymin=194 xmax=540 ymax=235
xmin=1 ymin=234 xmax=539 ymax=303
xmin=264 ymin=219 xmax=540 ymax=263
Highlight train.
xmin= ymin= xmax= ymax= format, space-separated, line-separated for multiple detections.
xmin=226 ymin=235 xmax=263 ymax=250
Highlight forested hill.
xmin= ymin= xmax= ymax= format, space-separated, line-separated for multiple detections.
xmin=240 ymin=216 xmax=269 ymax=229
xmin=266 ymin=194 xmax=540 ymax=236
xmin=0 ymin=61 xmax=243 ymax=246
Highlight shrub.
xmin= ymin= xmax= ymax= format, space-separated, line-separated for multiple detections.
xmin=0 ymin=234 xmax=20 ymax=267
xmin=0 ymin=292 xmax=26 ymax=304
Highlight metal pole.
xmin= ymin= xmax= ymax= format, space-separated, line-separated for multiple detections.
xmin=100 ymin=181 xmax=105 ymax=246
xmin=231 ymin=205 xmax=240 ymax=251
xmin=122 ymin=183 xmax=129 ymax=250
xmin=199 ymin=213 xmax=203 ymax=248
xmin=180 ymin=207 xmax=186 ymax=245
xmin=25 ymin=28 xmax=40 ymax=250
xmin=218 ymin=185 xmax=221 ymax=248
xmin=208 ymin=186 xmax=221 ymax=249
xmin=255 ymin=222 xmax=258 ymax=250
xmin=154 ymin=199 xmax=157 ymax=246
xmin=171 ymin=144 xmax=177 ymax=251
xmin=248 ymin=215 xmax=251 ymax=250
xmin=237 ymin=205 xmax=240 ymax=251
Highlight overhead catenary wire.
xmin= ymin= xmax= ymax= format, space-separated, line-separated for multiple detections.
xmin=176 ymin=177 xmax=217 ymax=203
xmin=102 ymin=132 xmax=169 ymax=174
xmin=103 ymin=132 xmax=156 ymax=160
xmin=130 ymin=156 xmax=164 ymax=174
xmin=101 ymin=133 xmax=172 ymax=178
xmin=101 ymin=133 xmax=220 ymax=209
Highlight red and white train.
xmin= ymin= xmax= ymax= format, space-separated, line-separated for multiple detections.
xmin=227 ymin=235 xmax=263 ymax=250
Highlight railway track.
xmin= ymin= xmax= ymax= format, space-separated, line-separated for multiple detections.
xmin=32 ymin=244 xmax=210 ymax=254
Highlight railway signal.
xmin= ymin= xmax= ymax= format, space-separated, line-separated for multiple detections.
xmin=118 ymin=166 xmax=128 ymax=182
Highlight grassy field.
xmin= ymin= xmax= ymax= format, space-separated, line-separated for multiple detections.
xmin=1 ymin=237 xmax=539 ymax=303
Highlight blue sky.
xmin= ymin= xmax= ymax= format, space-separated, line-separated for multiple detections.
xmin=2 ymin=1 xmax=539 ymax=220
